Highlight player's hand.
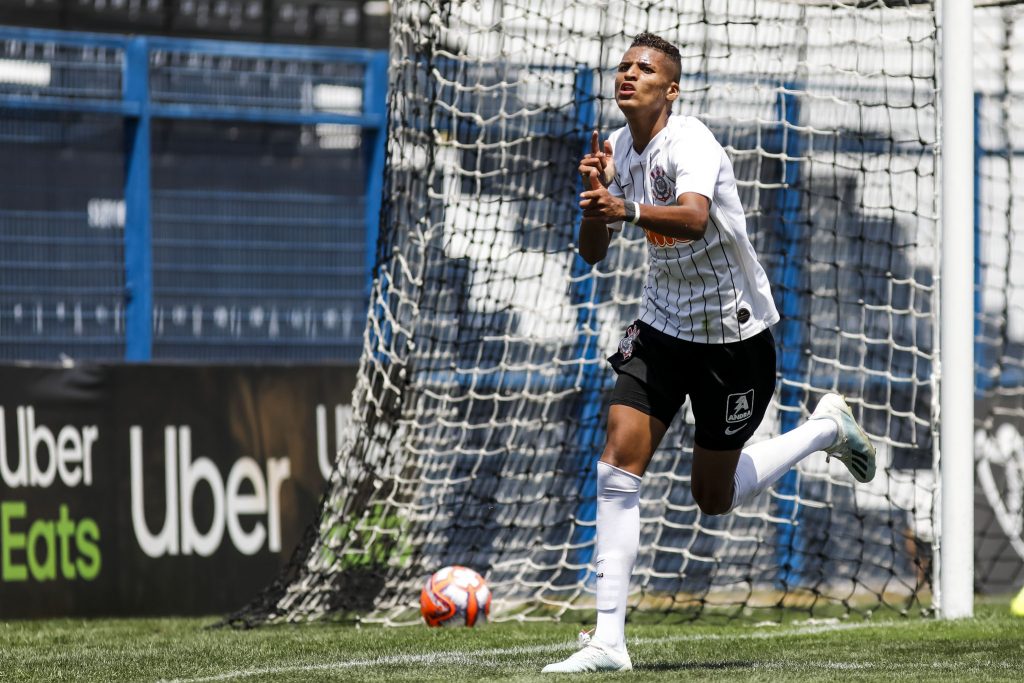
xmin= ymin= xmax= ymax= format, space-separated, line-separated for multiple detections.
xmin=578 ymin=130 xmax=615 ymax=187
xmin=579 ymin=169 xmax=625 ymax=222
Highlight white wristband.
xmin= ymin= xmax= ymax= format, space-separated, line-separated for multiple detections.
xmin=629 ymin=201 xmax=641 ymax=225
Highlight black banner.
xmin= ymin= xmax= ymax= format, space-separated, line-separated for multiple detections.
xmin=0 ymin=364 xmax=355 ymax=618
xmin=975 ymin=397 xmax=1024 ymax=595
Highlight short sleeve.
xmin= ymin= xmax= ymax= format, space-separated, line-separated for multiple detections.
xmin=671 ymin=125 xmax=721 ymax=201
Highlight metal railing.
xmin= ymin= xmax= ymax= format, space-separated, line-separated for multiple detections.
xmin=0 ymin=26 xmax=387 ymax=362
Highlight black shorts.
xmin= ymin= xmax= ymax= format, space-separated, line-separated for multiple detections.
xmin=607 ymin=320 xmax=777 ymax=450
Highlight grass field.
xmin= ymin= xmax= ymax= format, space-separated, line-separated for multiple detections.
xmin=2 ymin=602 xmax=1022 ymax=681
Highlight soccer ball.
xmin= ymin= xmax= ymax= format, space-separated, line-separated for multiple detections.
xmin=420 ymin=565 xmax=491 ymax=627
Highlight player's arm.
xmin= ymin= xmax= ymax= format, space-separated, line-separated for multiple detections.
xmin=633 ymin=192 xmax=710 ymax=241
xmin=578 ymin=216 xmax=612 ymax=265
xmin=577 ymin=168 xmax=613 ymax=264
xmin=579 ymin=184 xmax=710 ymax=242
xmin=576 ymin=130 xmax=618 ymax=265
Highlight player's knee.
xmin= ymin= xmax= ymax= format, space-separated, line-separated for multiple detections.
xmin=692 ymin=483 xmax=733 ymax=516
xmin=600 ymin=444 xmax=631 ymax=471
xmin=696 ymin=497 xmax=732 ymax=516
xmin=600 ymin=439 xmax=644 ymax=472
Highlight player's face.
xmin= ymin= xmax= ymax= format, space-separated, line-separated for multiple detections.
xmin=614 ymin=47 xmax=679 ymax=115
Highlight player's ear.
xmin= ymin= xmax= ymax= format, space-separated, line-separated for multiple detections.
xmin=666 ymin=80 xmax=680 ymax=102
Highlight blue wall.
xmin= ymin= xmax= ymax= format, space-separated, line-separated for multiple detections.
xmin=0 ymin=27 xmax=386 ymax=362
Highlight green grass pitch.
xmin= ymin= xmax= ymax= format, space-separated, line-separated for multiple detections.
xmin=2 ymin=602 xmax=1022 ymax=681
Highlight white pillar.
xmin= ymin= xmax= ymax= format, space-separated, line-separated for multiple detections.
xmin=939 ymin=0 xmax=974 ymax=620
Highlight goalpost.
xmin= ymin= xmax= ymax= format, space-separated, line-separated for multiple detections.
xmin=938 ymin=0 xmax=974 ymax=620
xmin=227 ymin=0 xmax=1007 ymax=627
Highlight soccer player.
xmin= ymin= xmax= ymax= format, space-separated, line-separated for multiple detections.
xmin=542 ymin=32 xmax=877 ymax=674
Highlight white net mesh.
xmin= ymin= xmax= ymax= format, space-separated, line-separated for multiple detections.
xmin=975 ymin=2 xmax=1024 ymax=598
xmin=231 ymin=0 xmax=945 ymax=627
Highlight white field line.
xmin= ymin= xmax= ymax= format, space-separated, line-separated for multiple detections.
xmin=158 ymin=620 xmax=904 ymax=683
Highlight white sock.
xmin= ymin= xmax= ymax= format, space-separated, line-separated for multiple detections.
xmin=592 ymin=461 xmax=641 ymax=653
xmin=730 ymin=418 xmax=837 ymax=510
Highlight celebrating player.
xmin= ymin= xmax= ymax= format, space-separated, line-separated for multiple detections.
xmin=542 ymin=32 xmax=877 ymax=674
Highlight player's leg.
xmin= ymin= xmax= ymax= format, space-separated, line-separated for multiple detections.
xmin=691 ymin=419 xmax=837 ymax=515
xmin=601 ymin=403 xmax=667 ymax=475
xmin=590 ymin=330 xmax=682 ymax=657
xmin=690 ymin=444 xmax=742 ymax=514
xmin=542 ymin=404 xmax=667 ymax=674
xmin=544 ymin=322 xmax=684 ymax=673
xmin=593 ymin=403 xmax=666 ymax=646
xmin=724 ymin=394 xmax=876 ymax=511
xmin=688 ymin=328 xmax=779 ymax=514
xmin=689 ymin=329 xmax=876 ymax=515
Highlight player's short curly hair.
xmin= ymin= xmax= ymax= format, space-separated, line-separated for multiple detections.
xmin=630 ymin=32 xmax=682 ymax=82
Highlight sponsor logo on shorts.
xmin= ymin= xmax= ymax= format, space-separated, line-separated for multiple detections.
xmin=618 ymin=324 xmax=640 ymax=360
xmin=724 ymin=424 xmax=746 ymax=436
xmin=726 ymin=389 xmax=754 ymax=424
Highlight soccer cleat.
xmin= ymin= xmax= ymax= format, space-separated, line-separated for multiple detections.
xmin=1011 ymin=585 xmax=1024 ymax=617
xmin=810 ymin=393 xmax=877 ymax=483
xmin=577 ymin=627 xmax=594 ymax=648
xmin=542 ymin=640 xmax=633 ymax=674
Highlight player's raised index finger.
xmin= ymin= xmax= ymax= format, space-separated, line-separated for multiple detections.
xmin=591 ymin=130 xmax=600 ymax=156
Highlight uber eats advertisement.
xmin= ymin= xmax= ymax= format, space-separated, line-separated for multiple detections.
xmin=0 ymin=364 xmax=355 ymax=618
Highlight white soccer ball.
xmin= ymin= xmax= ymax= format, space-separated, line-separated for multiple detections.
xmin=419 ymin=565 xmax=492 ymax=627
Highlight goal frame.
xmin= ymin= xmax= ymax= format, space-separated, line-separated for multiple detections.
xmin=937 ymin=0 xmax=975 ymax=620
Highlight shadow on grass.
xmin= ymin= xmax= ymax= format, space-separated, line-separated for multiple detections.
xmin=640 ymin=660 xmax=757 ymax=672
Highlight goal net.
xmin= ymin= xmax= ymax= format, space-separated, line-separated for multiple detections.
xmin=974 ymin=3 xmax=1024 ymax=599
xmin=230 ymin=0 xmax=943 ymax=627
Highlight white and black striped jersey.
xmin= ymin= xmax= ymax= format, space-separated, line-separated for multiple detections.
xmin=606 ymin=115 xmax=779 ymax=344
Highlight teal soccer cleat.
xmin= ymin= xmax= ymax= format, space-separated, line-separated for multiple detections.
xmin=810 ymin=393 xmax=877 ymax=483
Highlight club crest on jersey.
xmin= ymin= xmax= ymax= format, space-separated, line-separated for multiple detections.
xmin=618 ymin=324 xmax=640 ymax=360
xmin=725 ymin=390 xmax=754 ymax=424
xmin=650 ymin=164 xmax=673 ymax=203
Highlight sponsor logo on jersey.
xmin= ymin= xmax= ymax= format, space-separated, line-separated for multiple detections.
xmin=737 ymin=308 xmax=751 ymax=324
xmin=726 ymin=389 xmax=754 ymax=424
xmin=643 ymin=228 xmax=682 ymax=248
xmin=650 ymin=164 xmax=674 ymax=203
xmin=618 ymin=324 xmax=640 ymax=360
xmin=642 ymin=164 xmax=690 ymax=248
